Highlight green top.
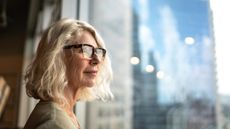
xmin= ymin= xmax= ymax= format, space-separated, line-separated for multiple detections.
xmin=23 ymin=101 xmax=79 ymax=129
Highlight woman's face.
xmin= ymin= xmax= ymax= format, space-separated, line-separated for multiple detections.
xmin=65 ymin=31 xmax=102 ymax=90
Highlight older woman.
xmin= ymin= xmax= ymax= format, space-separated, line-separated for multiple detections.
xmin=23 ymin=18 xmax=113 ymax=129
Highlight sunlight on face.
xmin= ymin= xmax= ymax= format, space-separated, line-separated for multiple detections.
xmin=65 ymin=31 xmax=101 ymax=90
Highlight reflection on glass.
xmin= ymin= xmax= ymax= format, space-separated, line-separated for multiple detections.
xmin=132 ymin=0 xmax=216 ymax=129
xmin=130 ymin=57 xmax=140 ymax=65
xmin=156 ymin=71 xmax=165 ymax=79
xmin=145 ymin=65 xmax=154 ymax=73
xmin=184 ymin=36 xmax=195 ymax=45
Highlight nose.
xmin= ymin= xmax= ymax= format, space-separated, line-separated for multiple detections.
xmin=90 ymin=54 xmax=100 ymax=65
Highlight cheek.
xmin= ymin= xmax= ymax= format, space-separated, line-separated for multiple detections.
xmin=69 ymin=59 xmax=87 ymax=80
xmin=65 ymin=59 xmax=79 ymax=81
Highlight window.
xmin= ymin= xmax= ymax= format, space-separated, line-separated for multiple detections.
xmin=81 ymin=0 xmax=218 ymax=129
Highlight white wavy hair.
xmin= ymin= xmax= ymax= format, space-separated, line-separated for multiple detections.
xmin=25 ymin=18 xmax=113 ymax=105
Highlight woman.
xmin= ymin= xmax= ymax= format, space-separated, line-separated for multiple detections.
xmin=23 ymin=18 xmax=113 ymax=129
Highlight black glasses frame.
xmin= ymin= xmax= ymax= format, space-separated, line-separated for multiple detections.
xmin=63 ymin=43 xmax=106 ymax=59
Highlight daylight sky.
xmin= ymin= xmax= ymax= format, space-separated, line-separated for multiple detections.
xmin=136 ymin=0 xmax=219 ymax=104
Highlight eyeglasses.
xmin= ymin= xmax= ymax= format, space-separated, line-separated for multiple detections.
xmin=63 ymin=44 xmax=106 ymax=61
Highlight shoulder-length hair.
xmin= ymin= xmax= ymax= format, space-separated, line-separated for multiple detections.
xmin=25 ymin=18 xmax=113 ymax=105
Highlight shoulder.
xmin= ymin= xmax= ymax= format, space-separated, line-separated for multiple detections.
xmin=35 ymin=119 xmax=73 ymax=129
xmin=24 ymin=101 xmax=77 ymax=129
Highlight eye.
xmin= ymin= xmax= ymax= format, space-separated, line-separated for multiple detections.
xmin=82 ymin=45 xmax=93 ymax=58
xmin=96 ymin=49 xmax=104 ymax=57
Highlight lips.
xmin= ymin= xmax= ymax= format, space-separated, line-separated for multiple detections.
xmin=84 ymin=70 xmax=98 ymax=76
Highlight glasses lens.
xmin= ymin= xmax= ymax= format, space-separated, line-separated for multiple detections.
xmin=82 ymin=45 xmax=93 ymax=58
xmin=95 ymin=48 xmax=105 ymax=60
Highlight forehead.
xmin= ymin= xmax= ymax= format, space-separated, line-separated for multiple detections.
xmin=71 ymin=30 xmax=98 ymax=47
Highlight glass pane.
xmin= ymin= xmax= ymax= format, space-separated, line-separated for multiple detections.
xmin=85 ymin=0 xmax=216 ymax=129
xmin=132 ymin=0 xmax=216 ymax=129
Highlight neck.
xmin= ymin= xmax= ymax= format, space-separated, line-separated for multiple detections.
xmin=61 ymin=86 xmax=81 ymax=128
xmin=63 ymin=86 xmax=79 ymax=112
xmin=59 ymin=87 xmax=76 ymax=121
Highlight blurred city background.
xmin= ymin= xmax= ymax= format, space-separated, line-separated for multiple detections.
xmin=0 ymin=0 xmax=230 ymax=129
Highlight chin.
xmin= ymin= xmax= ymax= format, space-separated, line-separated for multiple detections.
xmin=87 ymin=82 xmax=96 ymax=87
xmin=84 ymin=80 xmax=96 ymax=88
xmin=76 ymin=87 xmax=97 ymax=101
